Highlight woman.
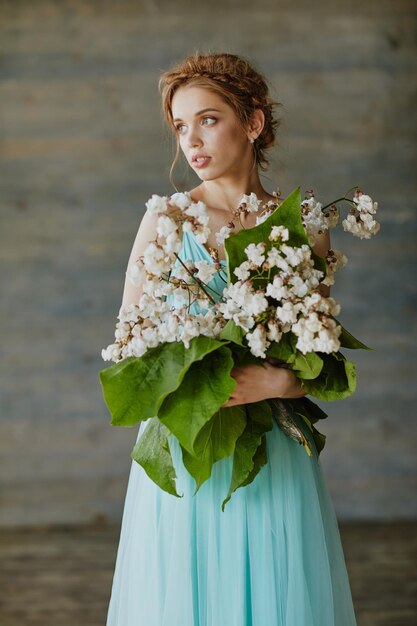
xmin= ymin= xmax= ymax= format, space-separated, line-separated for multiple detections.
xmin=106 ymin=52 xmax=357 ymax=626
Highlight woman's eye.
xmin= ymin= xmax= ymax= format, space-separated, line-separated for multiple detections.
xmin=175 ymin=124 xmax=186 ymax=134
xmin=202 ymin=117 xmax=216 ymax=125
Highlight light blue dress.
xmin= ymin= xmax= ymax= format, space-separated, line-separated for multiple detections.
xmin=106 ymin=230 xmax=358 ymax=626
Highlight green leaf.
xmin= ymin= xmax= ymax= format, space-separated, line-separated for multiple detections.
xmin=221 ymin=400 xmax=273 ymax=511
xmin=99 ymin=336 xmax=226 ymax=427
xmin=287 ymin=397 xmax=328 ymax=455
xmin=296 ymin=414 xmax=327 ymax=455
xmin=131 ymin=419 xmax=181 ymax=497
xmin=158 ymin=346 xmax=237 ymax=454
xmin=180 ymin=404 xmax=247 ymax=494
xmin=290 ymin=396 xmax=328 ymax=424
xmin=218 ymin=319 xmax=246 ymax=346
xmin=291 ymin=350 xmax=324 ymax=379
xmin=265 ymin=332 xmax=297 ymax=362
xmin=301 ymin=351 xmax=357 ymax=401
xmin=337 ymin=321 xmax=374 ymax=350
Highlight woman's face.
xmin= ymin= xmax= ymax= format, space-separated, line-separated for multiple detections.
xmin=171 ymin=85 xmax=251 ymax=182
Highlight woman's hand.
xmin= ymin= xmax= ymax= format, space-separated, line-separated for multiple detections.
xmin=222 ymin=361 xmax=306 ymax=407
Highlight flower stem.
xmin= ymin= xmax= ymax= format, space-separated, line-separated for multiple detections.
xmin=173 ymin=253 xmax=217 ymax=304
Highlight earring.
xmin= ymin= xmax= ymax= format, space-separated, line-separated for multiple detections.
xmin=249 ymin=137 xmax=255 ymax=144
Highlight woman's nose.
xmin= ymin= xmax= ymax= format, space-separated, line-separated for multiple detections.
xmin=186 ymin=125 xmax=202 ymax=148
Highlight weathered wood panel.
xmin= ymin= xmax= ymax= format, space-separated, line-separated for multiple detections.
xmin=0 ymin=0 xmax=416 ymax=526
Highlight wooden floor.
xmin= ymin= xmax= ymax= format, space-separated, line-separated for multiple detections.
xmin=0 ymin=521 xmax=416 ymax=625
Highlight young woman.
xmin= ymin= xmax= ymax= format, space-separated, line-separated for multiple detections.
xmin=106 ymin=52 xmax=358 ymax=626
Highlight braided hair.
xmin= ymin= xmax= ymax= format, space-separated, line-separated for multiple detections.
xmin=158 ymin=52 xmax=282 ymax=185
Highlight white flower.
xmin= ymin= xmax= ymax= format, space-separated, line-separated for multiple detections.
xmin=266 ymin=275 xmax=291 ymax=301
xmin=247 ymin=291 xmax=269 ymax=315
xmin=145 ymin=194 xmax=169 ymax=215
xmin=325 ymin=205 xmax=340 ymax=229
xmin=118 ymin=303 xmax=140 ymax=323
xmin=269 ymin=225 xmax=289 ymax=242
xmin=289 ymin=274 xmax=309 ymax=298
xmin=256 ymin=209 xmax=273 ymax=225
xmin=281 ymin=244 xmax=311 ymax=267
xmin=314 ymin=322 xmax=341 ymax=353
xmin=181 ymin=319 xmax=200 ymax=348
xmin=164 ymin=231 xmax=182 ymax=254
xmin=323 ymin=248 xmax=348 ymax=286
xmin=101 ymin=343 xmax=122 ymax=362
xmin=142 ymin=326 xmax=160 ymax=348
xmin=194 ymin=225 xmax=211 ymax=244
xmin=194 ymin=259 xmax=218 ymax=283
xmin=266 ymin=247 xmax=284 ymax=268
xmin=169 ymin=191 xmax=192 ymax=210
xmin=301 ymin=195 xmax=329 ymax=245
xmin=157 ymin=316 xmax=180 ymax=342
xmin=266 ymin=319 xmax=282 ymax=343
xmin=246 ymin=324 xmax=270 ymax=358
xmin=216 ymin=225 xmax=232 ymax=246
xmin=292 ymin=312 xmax=341 ymax=354
xmin=126 ymin=335 xmax=149 ymax=358
xmin=276 ymin=301 xmax=303 ymax=325
xmin=234 ymin=260 xmax=251 ymax=281
xmin=143 ymin=242 xmax=173 ymax=275
xmin=239 ymin=192 xmax=262 ymax=213
xmin=114 ymin=321 xmax=131 ymax=341
xmin=126 ymin=261 xmax=146 ymax=287
xmin=245 ymin=242 xmax=266 ymax=266
xmin=156 ymin=215 xmax=178 ymax=238
xmin=232 ymin=311 xmax=255 ymax=331
xmin=172 ymin=259 xmax=195 ymax=281
xmin=185 ymin=201 xmax=210 ymax=225
xmin=353 ymin=191 xmax=377 ymax=214
xmin=342 ymin=213 xmax=380 ymax=239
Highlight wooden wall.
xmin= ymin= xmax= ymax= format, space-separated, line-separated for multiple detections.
xmin=1 ymin=0 xmax=416 ymax=526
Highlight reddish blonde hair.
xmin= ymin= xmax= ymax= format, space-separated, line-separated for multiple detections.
xmin=158 ymin=52 xmax=282 ymax=187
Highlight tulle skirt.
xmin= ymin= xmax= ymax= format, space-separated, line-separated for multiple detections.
xmin=106 ymin=409 xmax=357 ymax=626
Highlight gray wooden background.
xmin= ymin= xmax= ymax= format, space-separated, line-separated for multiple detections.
xmin=1 ymin=0 xmax=416 ymax=527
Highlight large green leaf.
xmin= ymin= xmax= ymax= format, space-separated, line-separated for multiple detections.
xmin=158 ymin=346 xmax=237 ymax=454
xmin=221 ymin=400 xmax=273 ymax=511
xmin=301 ymin=351 xmax=357 ymax=401
xmin=99 ymin=336 xmax=227 ymax=426
xmin=180 ymin=404 xmax=247 ymax=494
xmin=131 ymin=419 xmax=181 ymax=497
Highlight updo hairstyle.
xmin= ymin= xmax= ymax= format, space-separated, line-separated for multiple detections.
xmin=158 ymin=52 xmax=282 ymax=186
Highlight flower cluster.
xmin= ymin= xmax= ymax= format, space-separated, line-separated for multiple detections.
xmin=102 ymin=192 xmax=227 ymax=362
xmin=342 ymin=189 xmax=380 ymax=239
xmin=216 ymin=226 xmax=341 ymax=358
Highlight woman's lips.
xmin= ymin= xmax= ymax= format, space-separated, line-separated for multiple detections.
xmin=192 ymin=156 xmax=211 ymax=169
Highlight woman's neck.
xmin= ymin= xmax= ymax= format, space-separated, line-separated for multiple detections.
xmin=189 ymin=173 xmax=276 ymax=214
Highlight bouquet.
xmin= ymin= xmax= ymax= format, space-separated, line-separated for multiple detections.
xmin=99 ymin=186 xmax=379 ymax=510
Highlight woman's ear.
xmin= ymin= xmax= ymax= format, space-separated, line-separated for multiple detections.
xmin=247 ymin=109 xmax=265 ymax=140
